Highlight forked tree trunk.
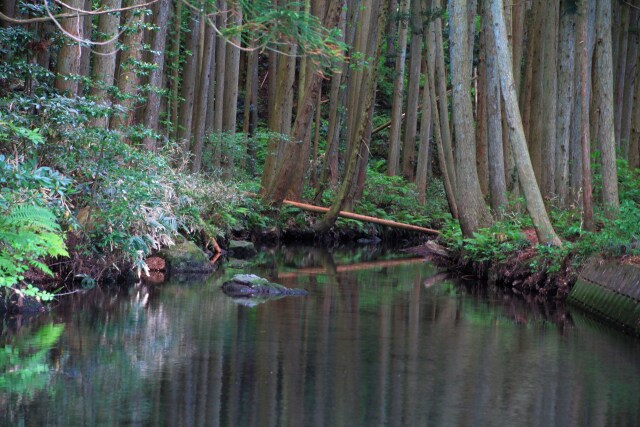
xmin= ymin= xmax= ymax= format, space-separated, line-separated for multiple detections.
xmin=489 ymin=0 xmax=562 ymax=246
xmin=449 ymin=0 xmax=492 ymax=236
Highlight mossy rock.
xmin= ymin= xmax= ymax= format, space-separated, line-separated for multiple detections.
xmin=228 ymin=240 xmax=258 ymax=259
xmin=222 ymin=274 xmax=308 ymax=297
xmin=160 ymin=240 xmax=213 ymax=275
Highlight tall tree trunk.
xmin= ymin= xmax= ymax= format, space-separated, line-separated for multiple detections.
xmin=483 ymin=0 xmax=507 ymax=214
xmin=489 ymin=0 xmax=562 ymax=246
xmin=89 ymin=0 xmax=122 ymax=128
xmin=243 ymin=44 xmax=259 ymax=176
xmin=449 ymin=0 xmax=492 ymax=237
xmin=177 ymin=14 xmax=200 ymax=149
xmin=579 ymin=0 xmax=594 ymax=231
xmin=525 ymin=1 xmax=545 ymax=187
xmin=190 ymin=22 xmax=216 ymax=173
xmin=416 ymin=49 xmax=433 ymax=204
xmin=54 ymin=0 xmax=84 ymax=95
xmin=212 ymin=2 xmax=227 ymax=170
xmin=594 ymin=0 xmax=620 ymax=215
xmin=476 ymin=24 xmax=489 ymax=196
xmin=510 ymin=0 xmax=526 ymax=92
xmin=433 ymin=0 xmax=457 ymax=194
xmin=387 ymin=0 xmax=410 ymax=176
xmin=540 ymin=1 xmax=558 ymax=197
xmin=222 ymin=4 xmax=243 ymax=177
xmin=614 ymin=3 xmax=630 ymax=147
xmin=169 ymin=0 xmax=182 ymax=139
xmin=620 ymin=7 xmax=639 ymax=158
xmin=111 ymin=0 xmax=146 ymax=130
xmin=402 ymin=0 xmax=423 ymax=181
xmin=426 ymin=15 xmax=459 ymax=219
xmin=77 ymin=0 xmax=92 ymax=94
xmin=555 ymin=0 xmax=576 ymax=205
xmin=143 ymin=0 xmax=171 ymax=151
xmin=318 ymin=6 xmax=347 ymax=189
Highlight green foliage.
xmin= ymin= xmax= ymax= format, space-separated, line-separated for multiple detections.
xmin=460 ymin=222 xmax=530 ymax=263
xmin=0 ymin=205 xmax=68 ymax=301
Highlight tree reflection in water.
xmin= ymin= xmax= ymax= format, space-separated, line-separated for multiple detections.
xmin=1 ymin=246 xmax=639 ymax=426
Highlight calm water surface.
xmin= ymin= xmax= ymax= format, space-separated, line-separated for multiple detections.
xmin=1 ymin=246 xmax=640 ymax=426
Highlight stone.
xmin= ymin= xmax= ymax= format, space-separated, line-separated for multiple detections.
xmin=228 ymin=240 xmax=258 ymax=259
xmin=160 ymin=240 xmax=213 ymax=275
xmin=222 ymin=274 xmax=308 ymax=298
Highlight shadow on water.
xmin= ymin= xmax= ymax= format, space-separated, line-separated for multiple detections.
xmin=1 ymin=245 xmax=640 ymax=426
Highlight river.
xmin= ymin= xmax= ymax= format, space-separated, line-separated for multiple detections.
xmin=1 ymin=246 xmax=640 ymax=426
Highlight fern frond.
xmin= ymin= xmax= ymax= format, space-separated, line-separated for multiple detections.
xmin=2 ymin=205 xmax=60 ymax=232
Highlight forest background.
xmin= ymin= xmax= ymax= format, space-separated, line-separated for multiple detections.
xmin=1 ymin=0 xmax=640 ymax=301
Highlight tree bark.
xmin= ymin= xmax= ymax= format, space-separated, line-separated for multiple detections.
xmin=77 ymin=0 xmax=92 ymax=94
xmin=387 ymin=0 xmax=410 ymax=176
xmin=190 ymin=22 xmax=215 ymax=173
xmin=402 ymin=0 xmax=423 ymax=181
xmin=540 ymin=1 xmax=558 ymax=197
xmin=614 ymin=3 xmax=630 ymax=147
xmin=555 ymin=0 xmax=576 ymax=205
xmin=177 ymin=14 xmax=200 ymax=149
xmin=54 ymin=0 xmax=84 ymax=95
xmin=433 ymin=0 xmax=457 ymax=194
xmin=449 ymin=0 xmax=492 ymax=237
xmin=169 ymin=0 xmax=182 ymax=140
xmin=416 ymin=35 xmax=433 ymax=205
xmin=489 ymin=0 xmax=562 ymax=246
xmin=142 ymin=0 xmax=171 ymax=151
xmin=579 ymin=0 xmax=594 ymax=231
xmin=110 ymin=0 xmax=146 ymax=130
xmin=222 ymin=3 xmax=243 ymax=177
xmin=620 ymin=7 xmax=639 ymax=158
xmin=89 ymin=0 xmax=122 ymax=128
xmin=483 ymin=0 xmax=507 ymax=214
xmin=594 ymin=0 xmax=620 ymax=215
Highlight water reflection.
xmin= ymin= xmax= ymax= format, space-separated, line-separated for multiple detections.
xmin=1 ymin=246 xmax=640 ymax=426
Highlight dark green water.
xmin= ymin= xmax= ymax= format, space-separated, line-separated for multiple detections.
xmin=1 ymin=246 xmax=640 ymax=426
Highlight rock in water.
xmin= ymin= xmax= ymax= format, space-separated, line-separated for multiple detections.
xmin=222 ymin=274 xmax=308 ymax=298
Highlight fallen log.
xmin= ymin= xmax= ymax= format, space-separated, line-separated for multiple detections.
xmin=281 ymin=199 xmax=440 ymax=235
